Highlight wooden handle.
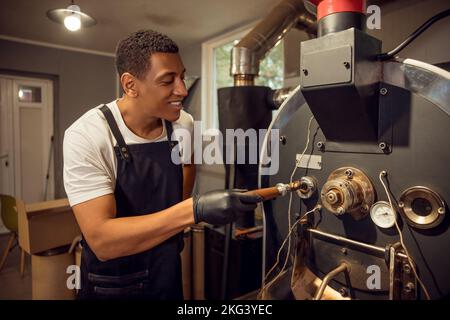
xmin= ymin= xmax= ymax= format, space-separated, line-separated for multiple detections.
xmin=243 ymin=180 xmax=303 ymax=201
xmin=245 ymin=187 xmax=281 ymax=201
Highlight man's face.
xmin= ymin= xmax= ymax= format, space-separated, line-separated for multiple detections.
xmin=135 ymin=52 xmax=188 ymax=122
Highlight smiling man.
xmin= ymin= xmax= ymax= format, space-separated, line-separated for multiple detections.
xmin=63 ymin=30 xmax=262 ymax=299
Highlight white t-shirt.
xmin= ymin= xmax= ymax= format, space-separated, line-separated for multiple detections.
xmin=63 ymin=100 xmax=194 ymax=207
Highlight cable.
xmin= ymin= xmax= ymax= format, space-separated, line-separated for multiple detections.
xmin=278 ymin=116 xmax=315 ymax=280
xmin=379 ymin=171 xmax=431 ymax=300
xmin=378 ymin=8 xmax=450 ymax=61
xmin=258 ymin=116 xmax=315 ymax=299
xmin=258 ymin=205 xmax=320 ymax=299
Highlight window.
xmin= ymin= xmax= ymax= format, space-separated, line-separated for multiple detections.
xmin=202 ymin=23 xmax=284 ymax=130
xmin=18 ymin=85 xmax=42 ymax=103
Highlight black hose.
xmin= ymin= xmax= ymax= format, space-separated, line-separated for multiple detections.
xmin=378 ymin=8 xmax=450 ymax=61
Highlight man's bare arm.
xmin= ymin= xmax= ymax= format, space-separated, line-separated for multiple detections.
xmin=73 ymin=194 xmax=194 ymax=261
xmin=182 ymin=163 xmax=196 ymax=200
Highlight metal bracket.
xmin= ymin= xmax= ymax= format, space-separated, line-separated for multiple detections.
xmin=388 ymin=243 xmax=417 ymax=300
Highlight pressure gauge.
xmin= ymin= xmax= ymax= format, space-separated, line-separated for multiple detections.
xmin=370 ymin=201 xmax=396 ymax=229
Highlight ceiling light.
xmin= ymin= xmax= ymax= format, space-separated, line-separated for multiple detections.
xmin=47 ymin=1 xmax=96 ymax=32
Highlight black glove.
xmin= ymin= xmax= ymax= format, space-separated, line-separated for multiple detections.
xmin=193 ymin=190 xmax=263 ymax=225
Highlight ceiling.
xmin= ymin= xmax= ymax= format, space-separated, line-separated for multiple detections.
xmin=0 ymin=0 xmax=278 ymax=53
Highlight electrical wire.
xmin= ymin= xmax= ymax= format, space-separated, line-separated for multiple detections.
xmin=258 ymin=116 xmax=315 ymax=299
xmin=258 ymin=205 xmax=320 ymax=299
xmin=378 ymin=8 xmax=450 ymax=61
xmin=379 ymin=170 xmax=431 ymax=300
xmin=278 ymin=116 xmax=315 ymax=279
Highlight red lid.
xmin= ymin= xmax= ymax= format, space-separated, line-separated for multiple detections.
xmin=310 ymin=0 xmax=365 ymax=20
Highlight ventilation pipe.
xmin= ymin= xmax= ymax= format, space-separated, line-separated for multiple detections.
xmin=231 ymin=0 xmax=316 ymax=86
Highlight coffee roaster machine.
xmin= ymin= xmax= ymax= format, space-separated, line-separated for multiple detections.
xmin=216 ymin=0 xmax=450 ymax=300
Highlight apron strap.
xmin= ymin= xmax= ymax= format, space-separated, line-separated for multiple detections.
xmin=100 ymin=105 xmax=177 ymax=159
xmin=100 ymin=105 xmax=131 ymax=161
xmin=164 ymin=120 xmax=177 ymax=149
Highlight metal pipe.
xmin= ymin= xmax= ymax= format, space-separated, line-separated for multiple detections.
xmin=191 ymin=225 xmax=205 ymax=299
xmin=295 ymin=12 xmax=317 ymax=35
xmin=233 ymin=74 xmax=255 ymax=87
xmin=231 ymin=0 xmax=316 ymax=86
xmin=389 ymin=243 xmax=402 ymax=300
xmin=313 ymin=262 xmax=350 ymax=300
xmin=308 ymin=228 xmax=408 ymax=259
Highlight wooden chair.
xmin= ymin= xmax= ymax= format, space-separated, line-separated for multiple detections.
xmin=0 ymin=194 xmax=26 ymax=277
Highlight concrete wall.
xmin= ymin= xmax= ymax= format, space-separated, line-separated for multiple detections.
xmin=284 ymin=0 xmax=450 ymax=82
xmin=180 ymin=43 xmax=202 ymax=121
xmin=0 ymin=39 xmax=117 ymax=198
xmin=369 ymin=0 xmax=450 ymax=64
xmin=180 ymin=43 xmax=227 ymax=195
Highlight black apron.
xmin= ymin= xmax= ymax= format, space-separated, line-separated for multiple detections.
xmin=78 ymin=105 xmax=184 ymax=300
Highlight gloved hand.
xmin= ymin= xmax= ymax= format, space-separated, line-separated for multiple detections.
xmin=193 ymin=190 xmax=263 ymax=225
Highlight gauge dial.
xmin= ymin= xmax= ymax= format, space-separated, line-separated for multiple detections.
xmin=370 ymin=201 xmax=396 ymax=229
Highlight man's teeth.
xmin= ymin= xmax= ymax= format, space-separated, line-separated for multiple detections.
xmin=170 ymin=102 xmax=182 ymax=106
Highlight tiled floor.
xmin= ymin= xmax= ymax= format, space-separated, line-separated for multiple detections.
xmin=0 ymin=233 xmax=32 ymax=300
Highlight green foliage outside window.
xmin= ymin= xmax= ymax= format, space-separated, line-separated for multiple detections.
xmin=214 ymin=41 xmax=284 ymax=89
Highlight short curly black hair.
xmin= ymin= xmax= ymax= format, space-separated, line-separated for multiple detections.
xmin=115 ymin=30 xmax=179 ymax=79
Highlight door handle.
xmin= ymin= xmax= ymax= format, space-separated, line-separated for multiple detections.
xmin=0 ymin=154 xmax=8 ymax=166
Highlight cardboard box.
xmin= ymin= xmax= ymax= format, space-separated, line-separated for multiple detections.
xmin=18 ymin=198 xmax=81 ymax=255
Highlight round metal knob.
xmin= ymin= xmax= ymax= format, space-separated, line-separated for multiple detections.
xmin=326 ymin=190 xmax=339 ymax=204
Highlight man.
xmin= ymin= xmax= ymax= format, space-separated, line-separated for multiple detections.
xmin=63 ymin=30 xmax=261 ymax=299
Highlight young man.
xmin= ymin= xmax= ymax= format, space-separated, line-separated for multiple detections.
xmin=63 ymin=30 xmax=261 ymax=299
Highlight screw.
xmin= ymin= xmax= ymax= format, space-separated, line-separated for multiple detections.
xmin=341 ymin=248 xmax=348 ymax=255
xmin=279 ymin=135 xmax=287 ymax=145
xmin=337 ymin=207 xmax=345 ymax=215
xmin=398 ymin=202 xmax=405 ymax=208
xmin=302 ymin=68 xmax=309 ymax=76
xmin=345 ymin=169 xmax=354 ymax=178
xmin=438 ymin=207 xmax=445 ymax=214
xmin=361 ymin=204 xmax=369 ymax=212
xmin=379 ymin=142 xmax=388 ymax=151
xmin=339 ymin=287 xmax=348 ymax=297
xmin=403 ymin=264 xmax=411 ymax=274
xmin=380 ymin=87 xmax=388 ymax=95
xmin=404 ymin=282 xmax=415 ymax=293
xmin=343 ymin=62 xmax=350 ymax=69
xmin=317 ymin=141 xmax=324 ymax=150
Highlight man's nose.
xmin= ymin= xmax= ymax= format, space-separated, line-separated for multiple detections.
xmin=174 ymin=78 xmax=188 ymax=97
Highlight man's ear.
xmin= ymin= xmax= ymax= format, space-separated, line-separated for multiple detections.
xmin=120 ymin=72 xmax=138 ymax=98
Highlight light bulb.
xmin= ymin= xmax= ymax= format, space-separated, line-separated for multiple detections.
xmin=64 ymin=14 xmax=81 ymax=31
xmin=64 ymin=4 xmax=81 ymax=31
